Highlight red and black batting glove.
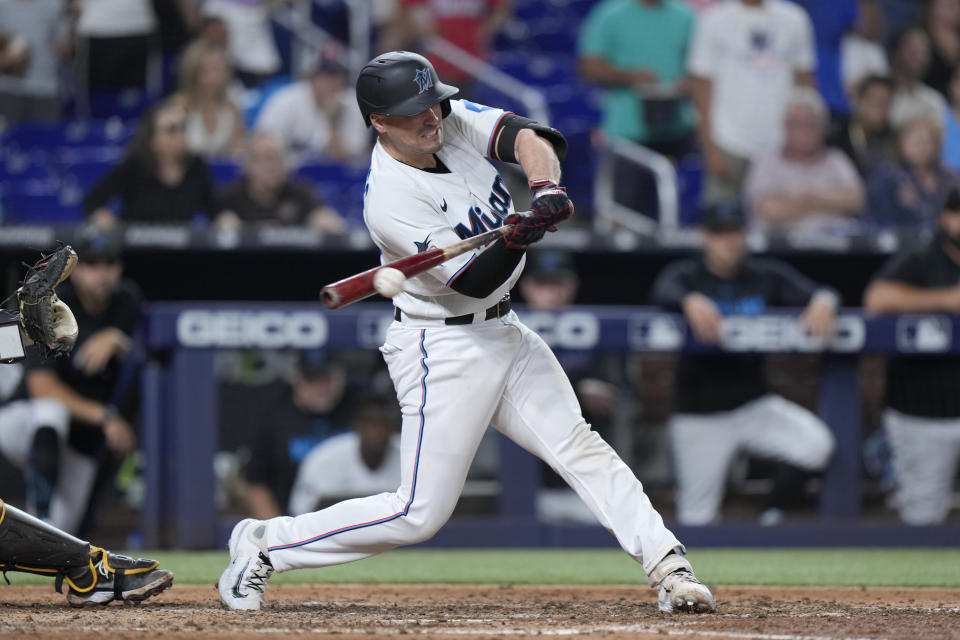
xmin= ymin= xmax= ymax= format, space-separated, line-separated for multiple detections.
xmin=528 ymin=179 xmax=574 ymax=232
xmin=503 ymin=212 xmax=548 ymax=249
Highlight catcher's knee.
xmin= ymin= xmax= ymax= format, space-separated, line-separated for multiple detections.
xmin=30 ymin=398 xmax=69 ymax=434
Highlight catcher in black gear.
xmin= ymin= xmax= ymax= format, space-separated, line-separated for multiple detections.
xmin=1 ymin=247 xmax=173 ymax=606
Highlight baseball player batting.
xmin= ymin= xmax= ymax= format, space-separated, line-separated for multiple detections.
xmin=0 ymin=247 xmax=173 ymax=606
xmin=218 ymin=51 xmax=715 ymax=614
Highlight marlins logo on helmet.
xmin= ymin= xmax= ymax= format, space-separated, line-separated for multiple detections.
xmin=414 ymin=68 xmax=434 ymax=94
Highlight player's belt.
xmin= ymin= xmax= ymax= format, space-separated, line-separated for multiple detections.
xmin=394 ymin=296 xmax=511 ymax=325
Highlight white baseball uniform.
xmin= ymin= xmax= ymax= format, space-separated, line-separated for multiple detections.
xmin=261 ymin=99 xmax=683 ymax=578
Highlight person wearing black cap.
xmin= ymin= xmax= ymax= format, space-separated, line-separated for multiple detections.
xmin=242 ymin=349 xmax=353 ymax=520
xmin=863 ymin=184 xmax=960 ymax=524
xmin=650 ymin=202 xmax=837 ymax=526
xmin=20 ymin=225 xmax=143 ymax=535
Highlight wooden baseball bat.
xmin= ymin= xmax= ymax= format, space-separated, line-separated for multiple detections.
xmin=321 ymin=224 xmax=515 ymax=309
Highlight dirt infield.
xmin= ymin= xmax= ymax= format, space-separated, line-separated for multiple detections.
xmin=1 ymin=584 xmax=958 ymax=639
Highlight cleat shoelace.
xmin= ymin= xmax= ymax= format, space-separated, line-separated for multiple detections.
xmin=244 ymin=554 xmax=273 ymax=594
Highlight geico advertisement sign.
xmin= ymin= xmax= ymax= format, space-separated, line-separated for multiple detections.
xmin=720 ymin=315 xmax=864 ymax=352
xmin=176 ymin=310 xmax=327 ymax=348
xmin=518 ymin=311 xmax=600 ymax=349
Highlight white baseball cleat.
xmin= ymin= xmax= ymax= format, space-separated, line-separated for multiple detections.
xmin=218 ymin=518 xmax=274 ymax=611
xmin=649 ymin=550 xmax=716 ymax=614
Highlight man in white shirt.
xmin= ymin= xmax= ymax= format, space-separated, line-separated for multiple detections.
xmin=255 ymin=56 xmax=370 ymax=161
xmin=687 ymin=0 xmax=817 ymax=205
xmin=288 ymin=396 xmax=402 ymax=516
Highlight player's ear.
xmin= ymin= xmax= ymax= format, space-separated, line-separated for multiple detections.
xmin=369 ymin=114 xmax=387 ymax=135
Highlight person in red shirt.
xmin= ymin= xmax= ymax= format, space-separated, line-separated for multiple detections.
xmin=380 ymin=0 xmax=512 ymax=87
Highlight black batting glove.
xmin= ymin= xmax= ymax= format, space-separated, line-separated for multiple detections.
xmin=528 ymin=179 xmax=574 ymax=232
xmin=503 ymin=212 xmax=548 ymax=249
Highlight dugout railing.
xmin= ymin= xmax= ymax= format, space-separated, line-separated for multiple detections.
xmin=140 ymin=303 xmax=960 ymax=550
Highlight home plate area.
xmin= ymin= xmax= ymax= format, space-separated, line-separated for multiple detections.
xmin=1 ymin=585 xmax=957 ymax=639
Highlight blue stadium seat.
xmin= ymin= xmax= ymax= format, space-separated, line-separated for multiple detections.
xmin=0 ymin=179 xmax=84 ymax=224
xmin=295 ymin=161 xmax=368 ymax=226
xmin=208 ymin=158 xmax=243 ymax=184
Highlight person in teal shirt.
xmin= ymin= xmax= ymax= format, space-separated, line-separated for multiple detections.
xmin=579 ymin=0 xmax=697 ymax=153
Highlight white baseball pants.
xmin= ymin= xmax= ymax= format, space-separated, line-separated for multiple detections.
xmin=264 ymin=312 xmax=682 ymax=577
xmin=0 ymin=398 xmax=95 ymax=534
xmin=669 ymin=394 xmax=835 ymax=525
xmin=884 ymin=409 xmax=960 ymax=525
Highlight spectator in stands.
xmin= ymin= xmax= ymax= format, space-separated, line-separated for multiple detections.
xmin=743 ymin=88 xmax=865 ymax=234
xmin=941 ymin=66 xmax=960 ymax=173
xmin=173 ymin=39 xmax=245 ymax=158
xmin=788 ymin=0 xmax=860 ymax=121
xmin=255 ymin=54 xmax=369 ymax=161
xmin=650 ymin=202 xmax=836 ymax=526
xmin=830 ymin=74 xmax=896 ymax=179
xmin=578 ymin=0 xmax=696 ymax=216
xmin=244 ymin=350 xmax=353 ymax=519
xmin=866 ymin=116 xmax=956 ymax=231
xmin=687 ymin=0 xmax=817 ymax=206
xmin=23 ymin=224 xmax=142 ymax=536
xmin=214 ymin=131 xmax=346 ymax=232
xmin=72 ymin=0 xmax=157 ymax=92
xmin=194 ymin=14 xmax=229 ymax=50
xmin=841 ymin=0 xmax=889 ymax=99
xmin=0 ymin=0 xmax=69 ymax=126
xmin=888 ymin=27 xmax=946 ymax=129
xmin=519 ymin=250 xmax=621 ymax=444
xmin=518 ymin=250 xmax=624 ymax=525
xmin=380 ymin=0 xmax=511 ymax=89
xmin=83 ymin=98 xmax=215 ymax=225
xmin=922 ymin=0 xmax=960 ymax=98
xmin=863 ymin=184 xmax=960 ymax=525
xmin=288 ymin=395 xmax=401 ymax=516
xmin=202 ymin=0 xmax=283 ymax=87
xmin=0 ymin=358 xmax=70 ymax=525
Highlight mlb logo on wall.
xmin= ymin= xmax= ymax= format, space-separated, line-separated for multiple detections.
xmin=628 ymin=314 xmax=684 ymax=350
xmin=895 ymin=315 xmax=952 ymax=352
xmin=414 ymin=68 xmax=434 ymax=93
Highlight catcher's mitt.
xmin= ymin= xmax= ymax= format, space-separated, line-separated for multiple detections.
xmin=17 ymin=245 xmax=79 ymax=356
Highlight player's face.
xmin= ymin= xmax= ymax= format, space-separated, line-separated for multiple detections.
xmin=372 ymin=105 xmax=444 ymax=167
xmin=702 ymin=229 xmax=746 ymax=275
xmin=71 ymin=260 xmax=122 ymax=306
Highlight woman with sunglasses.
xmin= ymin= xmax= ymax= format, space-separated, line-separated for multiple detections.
xmin=83 ymin=99 xmax=216 ymax=227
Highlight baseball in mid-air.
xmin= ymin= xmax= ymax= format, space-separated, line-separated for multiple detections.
xmin=373 ymin=267 xmax=406 ymax=298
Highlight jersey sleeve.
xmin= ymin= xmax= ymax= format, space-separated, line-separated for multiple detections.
xmin=762 ymin=259 xmax=820 ymax=306
xmin=446 ymin=99 xmax=511 ymax=160
xmin=578 ymin=3 xmax=614 ymax=59
xmin=650 ymin=260 xmax=698 ymax=308
xmin=872 ymin=246 xmax=929 ymax=286
xmin=686 ymin=8 xmax=717 ymax=78
xmin=790 ymin=6 xmax=817 ymax=73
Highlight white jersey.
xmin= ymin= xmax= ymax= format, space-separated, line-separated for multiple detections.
xmin=287 ymin=432 xmax=402 ymax=516
xmin=363 ymin=99 xmax=525 ymax=319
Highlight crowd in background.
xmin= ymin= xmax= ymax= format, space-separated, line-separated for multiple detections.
xmin=2 ymin=0 xmax=959 ymax=235
xmin=2 ymin=0 xmax=960 ymax=540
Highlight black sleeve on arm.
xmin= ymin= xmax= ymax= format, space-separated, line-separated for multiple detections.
xmin=82 ymin=160 xmax=130 ymax=214
xmin=491 ymin=114 xmax=568 ymax=163
xmin=872 ymin=246 xmax=927 ymax=286
xmin=650 ymin=260 xmax=697 ymax=308
xmin=449 ymin=239 xmax=525 ymax=298
xmin=761 ymin=259 xmax=832 ymax=307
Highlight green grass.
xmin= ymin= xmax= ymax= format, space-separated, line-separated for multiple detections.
xmin=4 ymin=549 xmax=959 ymax=588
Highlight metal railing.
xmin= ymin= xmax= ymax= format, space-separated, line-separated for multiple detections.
xmin=593 ymin=138 xmax=679 ymax=236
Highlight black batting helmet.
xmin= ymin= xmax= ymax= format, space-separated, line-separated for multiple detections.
xmin=356 ymin=51 xmax=459 ymax=127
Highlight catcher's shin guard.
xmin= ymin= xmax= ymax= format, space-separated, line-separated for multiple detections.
xmin=0 ymin=498 xmax=96 ymax=591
